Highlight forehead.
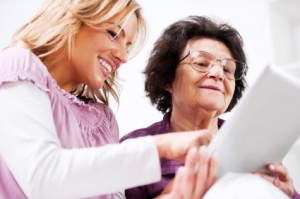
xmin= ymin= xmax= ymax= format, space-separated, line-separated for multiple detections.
xmin=184 ymin=38 xmax=233 ymax=59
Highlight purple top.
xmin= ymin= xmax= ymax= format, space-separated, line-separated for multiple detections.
xmin=0 ymin=47 xmax=119 ymax=199
xmin=121 ymin=113 xmax=300 ymax=199
xmin=121 ymin=113 xmax=179 ymax=198
xmin=120 ymin=113 xmax=223 ymax=198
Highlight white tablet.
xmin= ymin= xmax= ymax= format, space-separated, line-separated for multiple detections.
xmin=208 ymin=65 xmax=300 ymax=178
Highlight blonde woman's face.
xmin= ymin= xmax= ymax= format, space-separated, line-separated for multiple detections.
xmin=70 ymin=13 xmax=138 ymax=89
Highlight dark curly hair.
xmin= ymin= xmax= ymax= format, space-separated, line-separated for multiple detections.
xmin=144 ymin=16 xmax=248 ymax=113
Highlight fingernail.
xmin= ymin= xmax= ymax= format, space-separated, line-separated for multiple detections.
xmin=269 ymin=164 xmax=275 ymax=170
xmin=199 ymin=145 xmax=208 ymax=154
xmin=189 ymin=147 xmax=197 ymax=159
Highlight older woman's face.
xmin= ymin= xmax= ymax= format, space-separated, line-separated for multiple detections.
xmin=169 ymin=38 xmax=235 ymax=116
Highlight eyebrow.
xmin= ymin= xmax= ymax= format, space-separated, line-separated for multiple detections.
xmin=117 ymin=25 xmax=125 ymax=36
xmin=117 ymin=24 xmax=133 ymax=46
xmin=106 ymin=22 xmax=123 ymax=36
xmin=107 ymin=22 xmax=133 ymax=46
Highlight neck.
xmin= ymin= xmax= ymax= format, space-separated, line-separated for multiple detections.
xmin=170 ymin=108 xmax=219 ymax=135
xmin=43 ymin=50 xmax=76 ymax=92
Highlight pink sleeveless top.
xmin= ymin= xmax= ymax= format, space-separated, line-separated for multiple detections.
xmin=0 ymin=47 xmax=119 ymax=199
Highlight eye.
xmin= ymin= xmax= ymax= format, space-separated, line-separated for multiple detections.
xmin=194 ymin=61 xmax=210 ymax=68
xmin=106 ymin=30 xmax=118 ymax=40
xmin=223 ymin=66 xmax=233 ymax=74
xmin=223 ymin=67 xmax=231 ymax=73
xmin=192 ymin=55 xmax=211 ymax=68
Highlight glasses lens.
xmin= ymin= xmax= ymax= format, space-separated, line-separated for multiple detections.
xmin=222 ymin=60 xmax=236 ymax=80
xmin=190 ymin=51 xmax=214 ymax=72
xmin=231 ymin=60 xmax=245 ymax=80
xmin=222 ymin=60 xmax=246 ymax=80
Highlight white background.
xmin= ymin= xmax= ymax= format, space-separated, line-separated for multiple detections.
xmin=1 ymin=0 xmax=299 ymax=136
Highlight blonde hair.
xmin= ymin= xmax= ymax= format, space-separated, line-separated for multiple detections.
xmin=10 ymin=0 xmax=147 ymax=105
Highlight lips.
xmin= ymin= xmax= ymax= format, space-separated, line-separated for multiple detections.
xmin=97 ymin=57 xmax=117 ymax=78
xmin=200 ymin=85 xmax=224 ymax=93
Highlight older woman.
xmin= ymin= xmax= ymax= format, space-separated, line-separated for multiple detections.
xmin=121 ymin=15 xmax=298 ymax=199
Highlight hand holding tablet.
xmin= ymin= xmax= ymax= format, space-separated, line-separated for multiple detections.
xmin=208 ymin=65 xmax=300 ymax=178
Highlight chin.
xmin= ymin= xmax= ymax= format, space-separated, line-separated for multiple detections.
xmin=87 ymin=80 xmax=104 ymax=90
xmin=94 ymin=83 xmax=104 ymax=90
xmin=201 ymin=102 xmax=224 ymax=111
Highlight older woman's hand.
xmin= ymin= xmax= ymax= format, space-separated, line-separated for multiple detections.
xmin=157 ymin=146 xmax=218 ymax=199
xmin=256 ymin=163 xmax=294 ymax=197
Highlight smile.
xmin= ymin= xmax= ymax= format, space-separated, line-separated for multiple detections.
xmin=97 ymin=57 xmax=115 ymax=74
xmin=200 ymin=85 xmax=224 ymax=93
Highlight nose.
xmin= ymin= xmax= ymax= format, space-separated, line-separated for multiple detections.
xmin=207 ymin=63 xmax=225 ymax=81
xmin=112 ymin=45 xmax=128 ymax=64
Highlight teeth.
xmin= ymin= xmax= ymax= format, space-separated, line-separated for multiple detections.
xmin=97 ymin=58 xmax=113 ymax=73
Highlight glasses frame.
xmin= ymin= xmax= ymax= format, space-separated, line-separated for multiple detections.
xmin=179 ymin=49 xmax=248 ymax=80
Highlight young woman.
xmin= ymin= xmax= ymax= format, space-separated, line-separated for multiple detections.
xmin=0 ymin=1 xmax=216 ymax=199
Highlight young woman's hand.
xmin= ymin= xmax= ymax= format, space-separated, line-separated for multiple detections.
xmin=157 ymin=146 xmax=218 ymax=199
xmin=154 ymin=130 xmax=213 ymax=162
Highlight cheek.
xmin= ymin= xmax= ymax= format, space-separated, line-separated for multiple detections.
xmin=171 ymin=66 xmax=202 ymax=99
xmin=230 ymin=83 xmax=236 ymax=96
xmin=171 ymin=77 xmax=190 ymax=96
xmin=70 ymin=50 xmax=89 ymax=73
xmin=226 ymin=82 xmax=236 ymax=102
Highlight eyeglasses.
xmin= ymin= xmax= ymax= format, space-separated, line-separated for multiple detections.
xmin=179 ymin=50 xmax=247 ymax=80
